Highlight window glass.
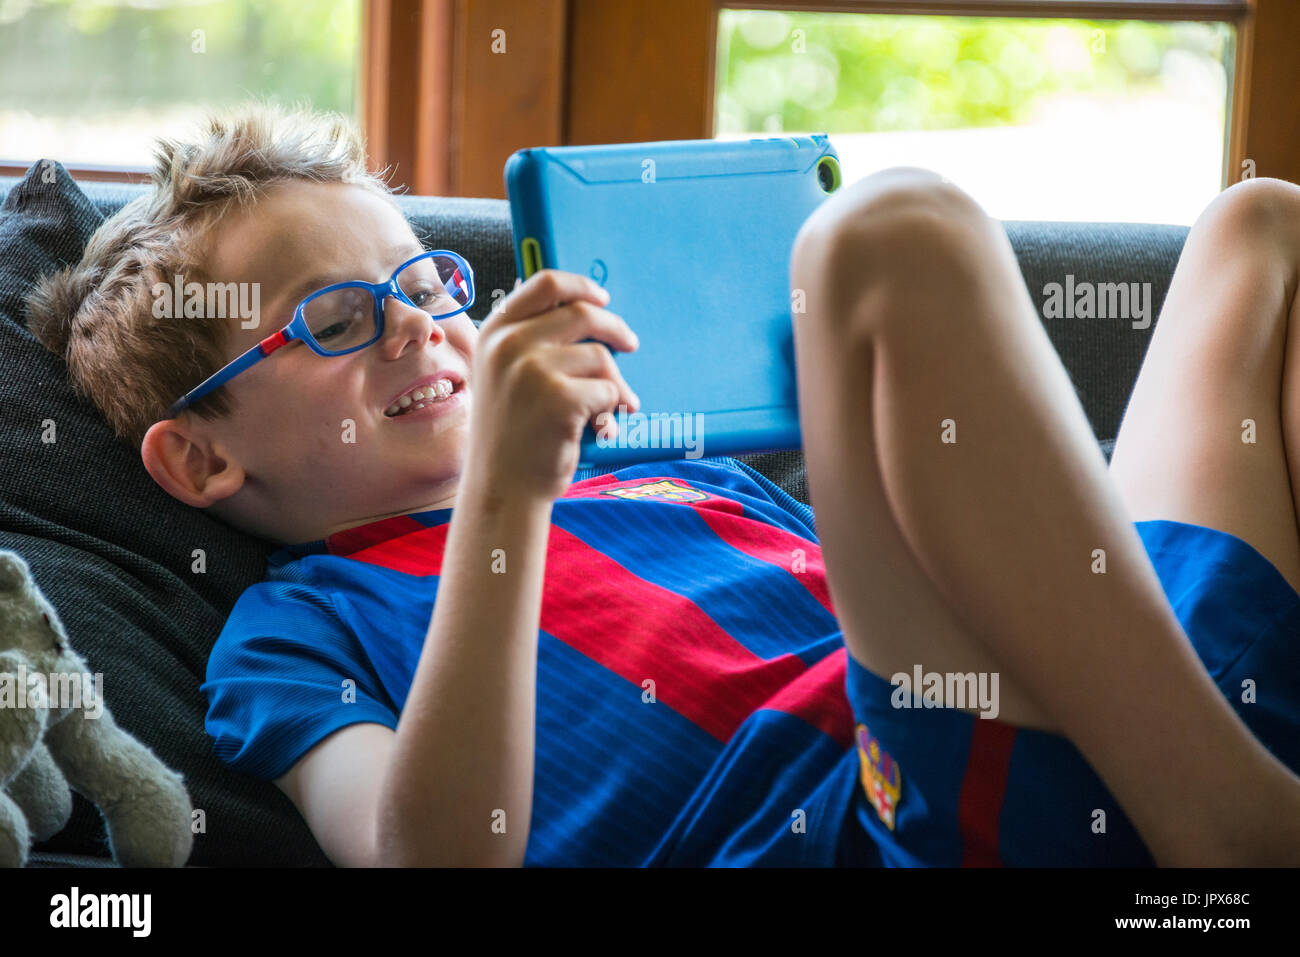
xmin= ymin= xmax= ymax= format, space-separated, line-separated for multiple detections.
xmin=715 ymin=10 xmax=1233 ymax=224
xmin=0 ymin=0 xmax=361 ymax=168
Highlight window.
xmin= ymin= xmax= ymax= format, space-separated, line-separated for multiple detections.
xmin=0 ymin=0 xmax=361 ymax=172
xmin=715 ymin=9 xmax=1234 ymax=224
xmin=7 ymin=0 xmax=1295 ymax=203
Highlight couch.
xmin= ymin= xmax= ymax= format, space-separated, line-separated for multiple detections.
xmin=0 ymin=160 xmax=1188 ymax=866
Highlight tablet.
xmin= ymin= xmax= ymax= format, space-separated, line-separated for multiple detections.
xmin=504 ymin=134 xmax=842 ymax=468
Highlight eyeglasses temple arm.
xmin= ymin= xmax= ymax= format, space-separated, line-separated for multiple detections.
xmin=165 ymin=330 xmax=291 ymax=418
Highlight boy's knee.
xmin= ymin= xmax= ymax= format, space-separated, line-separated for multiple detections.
xmin=1197 ymin=177 xmax=1300 ymax=250
xmin=791 ymin=167 xmax=997 ymax=336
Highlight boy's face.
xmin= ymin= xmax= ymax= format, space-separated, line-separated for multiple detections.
xmin=147 ymin=179 xmax=478 ymax=545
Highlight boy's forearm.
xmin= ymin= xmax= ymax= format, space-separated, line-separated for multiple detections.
xmin=374 ymin=472 xmax=552 ymax=867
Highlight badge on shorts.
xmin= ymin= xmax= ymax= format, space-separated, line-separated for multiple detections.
xmin=856 ymin=723 xmax=901 ymax=831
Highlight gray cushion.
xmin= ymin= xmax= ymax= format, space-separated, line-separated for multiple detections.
xmin=1002 ymin=221 xmax=1187 ymax=451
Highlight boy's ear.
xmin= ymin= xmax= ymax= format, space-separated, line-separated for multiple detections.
xmin=141 ymin=417 xmax=246 ymax=508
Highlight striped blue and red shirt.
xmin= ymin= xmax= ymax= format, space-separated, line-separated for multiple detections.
xmin=201 ymin=456 xmax=874 ymax=866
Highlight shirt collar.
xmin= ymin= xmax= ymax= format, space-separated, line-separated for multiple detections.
xmin=267 ymin=467 xmax=626 ymax=564
xmin=272 ymin=507 xmax=455 ymax=563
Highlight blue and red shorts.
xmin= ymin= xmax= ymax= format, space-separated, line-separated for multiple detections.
xmin=838 ymin=519 xmax=1300 ymax=866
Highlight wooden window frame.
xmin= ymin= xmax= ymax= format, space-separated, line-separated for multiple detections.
xmin=0 ymin=162 xmax=153 ymax=184
xmin=556 ymin=0 xmax=1298 ymax=196
xmin=3 ymin=0 xmax=1294 ymax=196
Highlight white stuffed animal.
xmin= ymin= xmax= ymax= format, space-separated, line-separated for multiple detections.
xmin=0 ymin=550 xmax=193 ymax=867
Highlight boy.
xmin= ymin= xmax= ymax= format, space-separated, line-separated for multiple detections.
xmin=27 ymin=103 xmax=1300 ymax=866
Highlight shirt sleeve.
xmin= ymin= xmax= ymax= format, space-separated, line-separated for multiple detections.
xmin=200 ymin=576 xmax=400 ymax=782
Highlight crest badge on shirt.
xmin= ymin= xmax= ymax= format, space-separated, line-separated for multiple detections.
xmin=602 ymin=478 xmax=708 ymax=504
xmin=856 ymin=723 xmax=902 ymax=831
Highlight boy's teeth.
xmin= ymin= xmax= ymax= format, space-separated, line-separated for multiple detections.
xmin=385 ymin=379 xmax=456 ymax=416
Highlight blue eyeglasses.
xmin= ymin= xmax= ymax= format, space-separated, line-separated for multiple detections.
xmin=166 ymin=249 xmax=475 ymax=418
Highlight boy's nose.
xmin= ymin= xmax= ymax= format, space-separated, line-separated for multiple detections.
xmin=381 ymin=294 xmax=446 ymax=355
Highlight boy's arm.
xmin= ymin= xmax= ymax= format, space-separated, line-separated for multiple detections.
xmin=369 ymin=270 xmax=639 ymax=867
xmin=372 ymin=478 xmax=553 ymax=867
xmin=273 ymin=486 xmax=553 ymax=868
xmin=274 ymin=723 xmax=395 ymax=868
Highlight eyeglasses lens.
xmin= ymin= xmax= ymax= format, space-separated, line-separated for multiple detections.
xmin=302 ymin=254 xmax=471 ymax=352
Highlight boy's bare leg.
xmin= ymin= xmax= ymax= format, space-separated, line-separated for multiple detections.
xmin=789 ymin=167 xmax=1300 ymax=866
xmin=1109 ymin=178 xmax=1300 ymax=593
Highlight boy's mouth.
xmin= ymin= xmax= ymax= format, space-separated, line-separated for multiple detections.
xmin=383 ymin=373 xmax=465 ymax=417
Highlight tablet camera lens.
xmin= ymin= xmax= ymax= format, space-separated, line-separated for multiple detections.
xmin=816 ymin=157 xmax=839 ymax=193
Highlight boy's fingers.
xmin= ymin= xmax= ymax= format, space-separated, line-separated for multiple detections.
xmin=491 ymin=269 xmax=609 ymax=326
xmin=565 ymin=377 xmax=623 ymax=432
xmin=549 ymin=342 xmax=641 ymax=412
xmin=518 ymin=301 xmax=639 ymax=353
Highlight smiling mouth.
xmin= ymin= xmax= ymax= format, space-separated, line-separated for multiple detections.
xmin=384 ymin=378 xmax=463 ymax=417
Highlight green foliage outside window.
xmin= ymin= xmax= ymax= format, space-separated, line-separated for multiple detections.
xmin=0 ymin=0 xmax=359 ymax=118
xmin=715 ymin=10 xmax=1231 ymax=134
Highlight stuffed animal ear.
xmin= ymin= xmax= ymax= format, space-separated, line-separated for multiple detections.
xmin=0 ymin=551 xmax=31 ymax=592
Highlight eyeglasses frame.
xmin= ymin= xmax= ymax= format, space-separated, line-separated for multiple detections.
xmin=164 ymin=248 xmax=475 ymax=418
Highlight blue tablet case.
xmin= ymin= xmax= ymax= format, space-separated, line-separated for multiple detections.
xmin=504 ymin=135 xmax=842 ymax=468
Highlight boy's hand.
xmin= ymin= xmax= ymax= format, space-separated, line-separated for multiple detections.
xmin=465 ymin=269 xmax=640 ymax=503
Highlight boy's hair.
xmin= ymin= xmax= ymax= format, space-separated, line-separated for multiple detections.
xmin=26 ymin=100 xmax=398 ymax=451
